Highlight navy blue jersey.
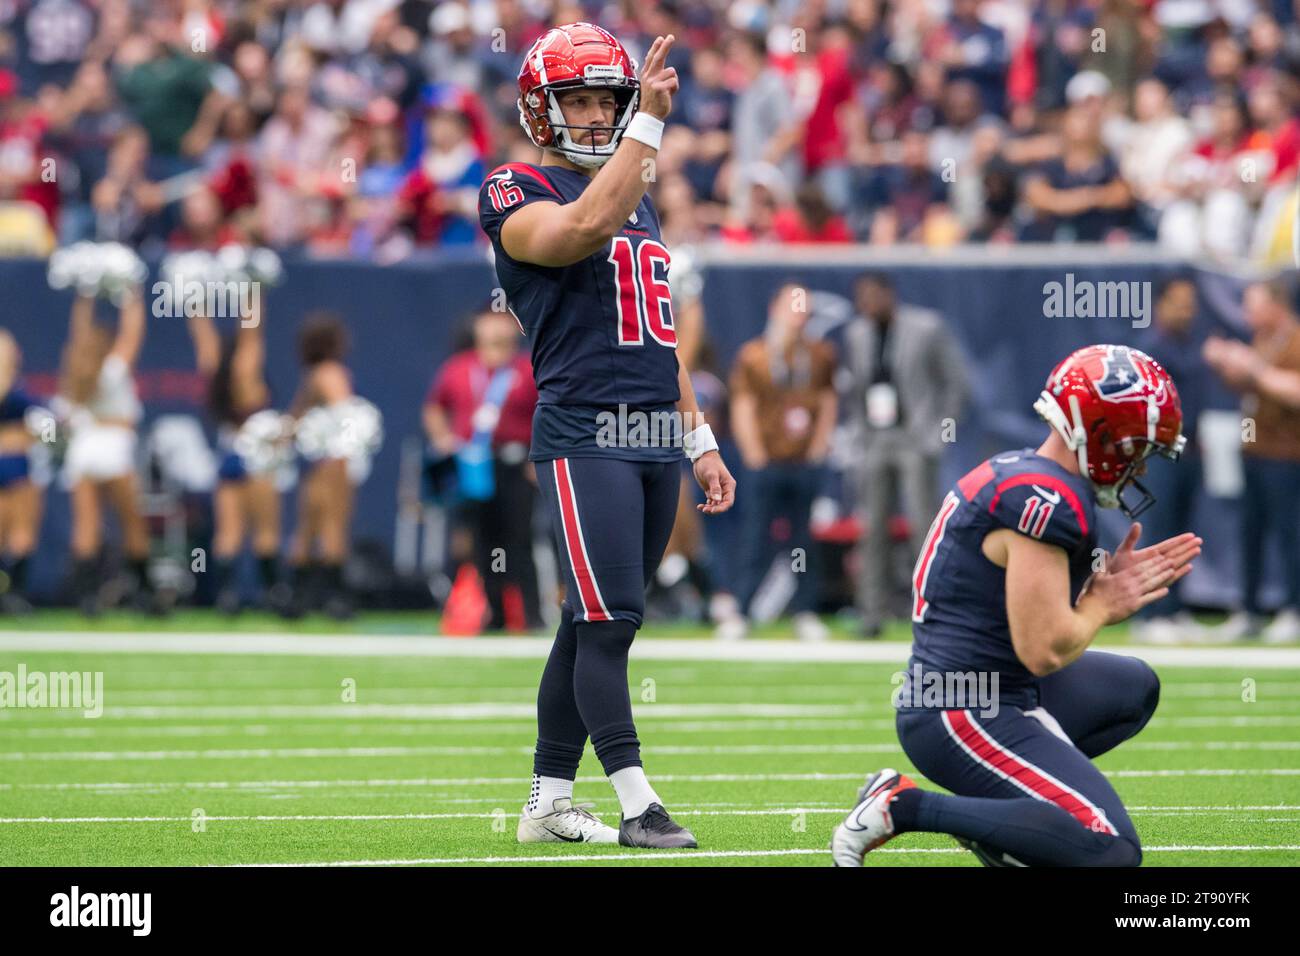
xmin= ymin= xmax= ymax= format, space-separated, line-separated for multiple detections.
xmin=908 ymin=448 xmax=1099 ymax=697
xmin=478 ymin=161 xmax=681 ymax=462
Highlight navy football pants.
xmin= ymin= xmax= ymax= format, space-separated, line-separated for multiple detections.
xmin=1240 ymin=455 xmax=1300 ymax=614
xmin=531 ymin=457 xmax=679 ymax=780
xmin=893 ymin=652 xmax=1160 ymax=866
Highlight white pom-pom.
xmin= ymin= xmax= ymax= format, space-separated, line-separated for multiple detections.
xmin=47 ymin=247 xmax=73 ymax=290
xmin=23 ymin=405 xmax=57 ymax=441
xmin=159 ymin=252 xmax=184 ymax=288
xmin=234 ymin=409 xmax=294 ymax=474
xmin=217 ymin=244 xmax=247 ymax=279
xmin=164 ymin=250 xmax=221 ymax=292
xmin=328 ymin=397 xmax=384 ymax=459
xmin=294 ymin=406 xmax=334 ymax=461
xmin=249 ymin=248 xmax=283 ymax=286
xmin=78 ymin=255 xmax=104 ymax=297
xmin=97 ymin=242 xmax=147 ymax=303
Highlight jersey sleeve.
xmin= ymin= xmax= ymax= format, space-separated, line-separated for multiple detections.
xmin=478 ymin=163 xmax=565 ymax=245
xmin=988 ymin=473 xmax=1091 ymax=552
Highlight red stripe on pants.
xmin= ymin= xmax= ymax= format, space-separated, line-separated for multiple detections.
xmin=554 ymin=459 xmax=610 ymax=622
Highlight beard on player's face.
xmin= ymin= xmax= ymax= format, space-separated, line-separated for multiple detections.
xmin=557 ymin=91 xmax=617 ymax=145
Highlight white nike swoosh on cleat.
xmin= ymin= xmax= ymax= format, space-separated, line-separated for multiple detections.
xmin=849 ymin=801 xmax=877 ymax=830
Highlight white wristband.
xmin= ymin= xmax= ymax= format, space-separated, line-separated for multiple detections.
xmin=623 ymin=111 xmax=664 ymax=150
xmin=683 ymin=423 xmax=718 ymax=462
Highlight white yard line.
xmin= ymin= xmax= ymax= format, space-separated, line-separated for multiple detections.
xmin=1104 ymin=767 xmax=1300 ymax=777
xmin=1157 ymin=717 xmax=1300 ymax=727
xmin=2 ymin=631 xmax=1299 ymax=667
xmin=6 ymin=805 xmax=1300 ymax=825
xmin=4 ymin=767 xmax=1299 ymax=793
xmin=245 ymin=848 xmax=830 ymax=865
xmin=94 ymin=681 xmax=1289 ymax=698
xmin=5 ymin=740 xmax=1300 ymax=761
xmin=0 ymin=703 xmax=866 ymax=721
xmin=1128 ymin=741 xmax=1300 ymax=750
xmin=0 ymin=809 xmax=839 ymax=824
xmin=6 ymin=716 xmax=1298 ymax=738
xmin=5 ymin=703 xmax=1298 ymax=723
xmin=235 ymin=844 xmax=1300 ymax=866
xmin=0 ymin=772 xmax=872 ymax=792
xmin=1163 ymin=682 xmax=1300 ymax=695
xmin=1127 ymin=804 xmax=1300 ymax=810
xmin=0 ymin=718 xmax=881 ymax=739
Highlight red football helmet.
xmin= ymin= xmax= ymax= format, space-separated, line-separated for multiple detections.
xmin=517 ymin=22 xmax=639 ymax=168
xmin=1032 ymin=344 xmax=1185 ymax=517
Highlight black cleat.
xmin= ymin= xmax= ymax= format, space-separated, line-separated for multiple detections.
xmin=215 ymin=588 xmax=242 ymax=616
xmin=134 ymin=587 xmax=175 ymax=618
xmin=323 ymin=593 xmax=355 ymax=621
xmin=78 ymin=592 xmax=103 ymax=618
xmin=618 ymin=803 xmax=698 ymax=848
xmin=269 ymin=582 xmax=306 ymax=620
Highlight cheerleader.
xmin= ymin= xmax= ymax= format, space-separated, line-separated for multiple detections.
xmin=188 ymin=308 xmax=281 ymax=614
xmin=59 ymin=288 xmax=159 ymax=615
xmin=281 ymin=312 xmax=376 ymax=620
xmin=0 ymin=330 xmax=45 ymax=614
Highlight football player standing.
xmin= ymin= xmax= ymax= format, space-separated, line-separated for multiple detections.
xmin=478 ymin=24 xmax=735 ymax=848
xmin=832 ymin=345 xmax=1200 ymax=866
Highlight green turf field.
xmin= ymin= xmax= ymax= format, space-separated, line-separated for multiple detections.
xmin=1 ymin=613 xmax=1298 ymax=866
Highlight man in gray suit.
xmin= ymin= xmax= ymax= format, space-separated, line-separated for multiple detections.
xmin=843 ymin=273 xmax=970 ymax=637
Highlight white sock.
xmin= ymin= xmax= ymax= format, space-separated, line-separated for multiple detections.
xmin=610 ymin=766 xmax=661 ymax=819
xmin=526 ymin=774 xmax=573 ymax=814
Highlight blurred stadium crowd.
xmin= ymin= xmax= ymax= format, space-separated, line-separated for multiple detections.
xmin=2 ymin=0 xmax=1300 ymax=640
xmin=2 ymin=0 xmax=1300 ymax=262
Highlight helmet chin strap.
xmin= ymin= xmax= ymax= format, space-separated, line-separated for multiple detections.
xmin=547 ymin=144 xmax=610 ymax=168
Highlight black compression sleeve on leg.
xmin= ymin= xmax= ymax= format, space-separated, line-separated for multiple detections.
xmin=572 ymin=618 xmax=641 ymax=776
xmin=532 ymin=606 xmax=589 ymax=779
